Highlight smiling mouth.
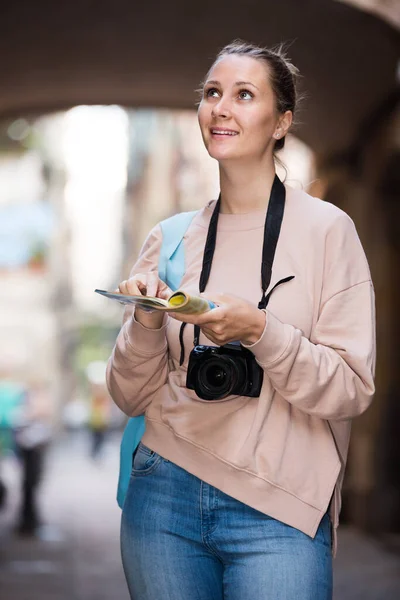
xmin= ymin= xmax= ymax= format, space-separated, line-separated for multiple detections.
xmin=210 ymin=129 xmax=239 ymax=136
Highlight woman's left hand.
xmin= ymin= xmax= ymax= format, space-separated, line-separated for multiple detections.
xmin=169 ymin=293 xmax=266 ymax=346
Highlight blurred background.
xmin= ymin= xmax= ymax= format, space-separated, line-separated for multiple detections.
xmin=0 ymin=1 xmax=399 ymax=598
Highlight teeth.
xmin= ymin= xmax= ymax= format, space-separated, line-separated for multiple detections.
xmin=212 ymin=130 xmax=237 ymax=135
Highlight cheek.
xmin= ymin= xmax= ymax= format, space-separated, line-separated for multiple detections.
xmin=244 ymin=112 xmax=275 ymax=147
xmin=198 ymin=103 xmax=209 ymax=133
xmin=248 ymin=108 xmax=274 ymax=130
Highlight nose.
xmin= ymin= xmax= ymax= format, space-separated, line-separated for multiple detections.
xmin=211 ymin=96 xmax=232 ymax=119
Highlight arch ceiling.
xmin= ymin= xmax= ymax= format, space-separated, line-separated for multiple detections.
xmin=0 ymin=0 xmax=398 ymax=157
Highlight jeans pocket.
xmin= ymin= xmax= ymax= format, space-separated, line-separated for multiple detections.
xmin=131 ymin=442 xmax=162 ymax=476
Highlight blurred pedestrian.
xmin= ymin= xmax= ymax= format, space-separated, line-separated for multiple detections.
xmin=88 ymin=386 xmax=111 ymax=459
xmin=0 ymin=377 xmax=27 ymax=514
xmin=86 ymin=361 xmax=111 ymax=460
xmin=13 ymin=381 xmax=52 ymax=536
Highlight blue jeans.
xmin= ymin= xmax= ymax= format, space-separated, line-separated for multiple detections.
xmin=121 ymin=443 xmax=332 ymax=600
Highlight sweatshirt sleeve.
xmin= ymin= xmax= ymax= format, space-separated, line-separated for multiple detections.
xmin=244 ymin=211 xmax=376 ymax=421
xmin=106 ymin=224 xmax=170 ymax=417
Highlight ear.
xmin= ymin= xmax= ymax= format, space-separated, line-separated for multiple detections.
xmin=274 ymin=110 xmax=293 ymax=139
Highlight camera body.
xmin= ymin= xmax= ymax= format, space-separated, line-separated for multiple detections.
xmin=186 ymin=342 xmax=264 ymax=401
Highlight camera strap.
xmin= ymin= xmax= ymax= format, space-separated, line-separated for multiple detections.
xmin=180 ymin=175 xmax=294 ymax=364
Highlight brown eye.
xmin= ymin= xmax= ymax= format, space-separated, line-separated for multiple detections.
xmin=205 ymin=88 xmax=219 ymax=98
xmin=238 ymin=90 xmax=253 ymax=100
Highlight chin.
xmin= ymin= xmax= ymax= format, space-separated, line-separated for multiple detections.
xmin=207 ymin=145 xmax=240 ymax=161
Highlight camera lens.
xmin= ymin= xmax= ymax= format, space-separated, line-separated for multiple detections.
xmin=196 ymin=356 xmax=239 ymax=400
xmin=205 ymin=363 xmax=228 ymax=388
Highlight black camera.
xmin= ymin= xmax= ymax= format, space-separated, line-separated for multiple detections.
xmin=186 ymin=342 xmax=264 ymax=401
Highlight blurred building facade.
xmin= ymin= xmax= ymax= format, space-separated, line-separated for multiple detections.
xmin=0 ymin=0 xmax=399 ymax=542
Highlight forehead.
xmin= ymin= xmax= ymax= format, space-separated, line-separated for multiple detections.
xmin=207 ymin=54 xmax=271 ymax=88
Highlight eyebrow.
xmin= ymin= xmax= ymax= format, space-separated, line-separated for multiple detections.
xmin=205 ymin=80 xmax=259 ymax=90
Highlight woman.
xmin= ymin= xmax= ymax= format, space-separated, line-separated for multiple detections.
xmin=107 ymin=40 xmax=375 ymax=600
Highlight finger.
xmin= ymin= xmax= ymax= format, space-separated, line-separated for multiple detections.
xmin=168 ymin=312 xmax=198 ymax=324
xmin=200 ymin=327 xmax=224 ymax=346
xmin=200 ymin=327 xmax=217 ymax=344
xmin=202 ymin=328 xmax=236 ymax=346
xmin=168 ymin=307 xmax=223 ymax=327
xmin=157 ymin=276 xmax=172 ymax=299
xmin=119 ymin=276 xmax=142 ymax=296
xmin=168 ymin=311 xmax=214 ymax=326
xmin=146 ymin=271 xmax=159 ymax=297
xmin=118 ymin=280 xmax=129 ymax=294
xmin=158 ymin=285 xmax=172 ymax=301
xmin=126 ymin=275 xmax=147 ymax=295
xmin=201 ymin=325 xmax=226 ymax=343
xmin=195 ymin=306 xmax=225 ymax=325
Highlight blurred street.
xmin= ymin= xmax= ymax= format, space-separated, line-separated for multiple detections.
xmin=0 ymin=431 xmax=128 ymax=600
xmin=0 ymin=431 xmax=399 ymax=600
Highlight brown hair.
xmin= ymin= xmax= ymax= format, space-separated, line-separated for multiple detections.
xmin=203 ymin=39 xmax=300 ymax=151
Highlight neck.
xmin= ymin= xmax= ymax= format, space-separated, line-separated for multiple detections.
xmin=218 ymin=158 xmax=277 ymax=214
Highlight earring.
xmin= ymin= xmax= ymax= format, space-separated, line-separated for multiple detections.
xmin=275 ymin=132 xmax=280 ymax=139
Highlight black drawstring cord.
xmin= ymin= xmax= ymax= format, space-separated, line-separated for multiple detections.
xmin=258 ymin=276 xmax=295 ymax=310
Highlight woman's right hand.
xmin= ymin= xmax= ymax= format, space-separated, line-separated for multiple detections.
xmin=118 ymin=272 xmax=171 ymax=329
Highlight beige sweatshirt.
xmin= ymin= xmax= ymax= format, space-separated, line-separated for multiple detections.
xmin=107 ymin=185 xmax=376 ymax=552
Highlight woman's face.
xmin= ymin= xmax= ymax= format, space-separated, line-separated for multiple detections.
xmin=198 ymin=55 xmax=283 ymax=163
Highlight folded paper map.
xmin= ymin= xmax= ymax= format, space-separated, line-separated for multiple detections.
xmin=94 ymin=289 xmax=216 ymax=314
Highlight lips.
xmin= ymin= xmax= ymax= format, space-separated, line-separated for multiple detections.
xmin=210 ymin=127 xmax=239 ymax=136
